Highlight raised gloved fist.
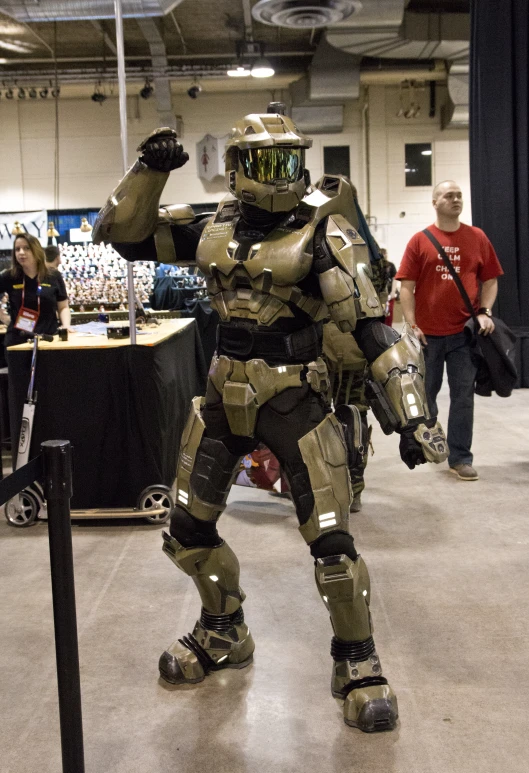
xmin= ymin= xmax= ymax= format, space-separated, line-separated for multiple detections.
xmin=137 ymin=128 xmax=189 ymax=173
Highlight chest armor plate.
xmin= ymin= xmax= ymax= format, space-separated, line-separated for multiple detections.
xmin=195 ymin=201 xmax=326 ymax=326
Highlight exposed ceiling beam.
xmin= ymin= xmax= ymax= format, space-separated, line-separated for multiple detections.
xmin=90 ymin=20 xmax=117 ymax=56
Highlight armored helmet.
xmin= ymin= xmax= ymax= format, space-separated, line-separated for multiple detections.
xmin=225 ymin=103 xmax=312 ymax=213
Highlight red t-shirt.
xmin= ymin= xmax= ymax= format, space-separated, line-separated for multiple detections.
xmin=396 ymin=223 xmax=503 ymax=336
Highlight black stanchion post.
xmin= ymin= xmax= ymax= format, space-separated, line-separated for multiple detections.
xmin=42 ymin=440 xmax=85 ymax=773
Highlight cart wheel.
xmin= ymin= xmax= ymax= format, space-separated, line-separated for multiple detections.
xmin=138 ymin=486 xmax=174 ymax=525
xmin=4 ymin=489 xmax=40 ymax=528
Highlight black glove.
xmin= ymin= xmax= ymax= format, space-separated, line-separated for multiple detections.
xmin=398 ymin=425 xmax=426 ymax=470
xmin=138 ymin=129 xmax=189 ymax=173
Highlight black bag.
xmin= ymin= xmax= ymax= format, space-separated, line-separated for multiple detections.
xmin=423 ymin=229 xmax=517 ymax=397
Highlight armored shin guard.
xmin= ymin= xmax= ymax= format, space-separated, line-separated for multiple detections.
xmin=159 ymin=532 xmax=254 ymax=684
xmin=316 ymin=555 xmax=398 ymax=732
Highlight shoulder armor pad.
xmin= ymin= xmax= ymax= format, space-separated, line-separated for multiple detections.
xmin=295 ymin=174 xmax=359 ymax=229
xmin=356 ymin=261 xmax=384 ymax=317
xmin=324 ymin=214 xmax=366 ymax=278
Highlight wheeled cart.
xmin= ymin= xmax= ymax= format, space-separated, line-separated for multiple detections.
xmin=4 ymin=319 xmax=206 ymax=528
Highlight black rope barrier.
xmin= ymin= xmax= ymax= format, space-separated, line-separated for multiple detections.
xmin=0 ymin=454 xmax=43 ymax=506
xmin=2 ymin=440 xmax=85 ymax=773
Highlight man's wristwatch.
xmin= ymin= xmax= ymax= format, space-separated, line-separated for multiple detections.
xmin=478 ymin=307 xmax=492 ymax=317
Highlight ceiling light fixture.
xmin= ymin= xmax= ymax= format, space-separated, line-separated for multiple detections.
xmin=5 ymin=88 xmax=14 ymax=99
xmin=0 ymin=39 xmax=36 ymax=54
xmin=91 ymin=84 xmax=106 ymax=105
xmin=187 ymin=84 xmax=202 ymax=99
xmin=139 ymin=79 xmax=154 ymax=99
xmin=28 ymin=87 xmax=37 ymax=99
xmin=251 ymin=57 xmax=275 ymax=78
xmin=39 ymin=87 xmax=48 ymax=98
xmin=227 ymin=64 xmax=251 ymax=78
xmin=17 ymin=87 xmax=26 ymax=99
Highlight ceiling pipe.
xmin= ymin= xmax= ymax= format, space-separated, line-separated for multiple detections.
xmin=0 ymin=51 xmax=313 ymax=66
xmin=0 ymin=62 xmax=447 ymax=86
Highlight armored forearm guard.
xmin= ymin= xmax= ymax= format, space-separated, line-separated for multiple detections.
xmin=93 ymin=160 xmax=169 ymax=244
xmin=365 ymin=333 xmax=430 ymax=434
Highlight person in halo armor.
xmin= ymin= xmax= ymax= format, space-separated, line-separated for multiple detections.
xmin=94 ymin=103 xmax=448 ymax=732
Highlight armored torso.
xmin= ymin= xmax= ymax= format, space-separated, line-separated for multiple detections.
xmin=195 ymin=175 xmax=383 ymax=329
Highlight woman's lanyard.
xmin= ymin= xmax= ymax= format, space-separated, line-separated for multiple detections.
xmin=22 ymin=277 xmax=42 ymax=314
xmin=14 ymin=276 xmax=41 ymax=333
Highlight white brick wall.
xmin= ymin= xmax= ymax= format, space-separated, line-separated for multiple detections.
xmin=0 ymin=84 xmax=470 ymax=267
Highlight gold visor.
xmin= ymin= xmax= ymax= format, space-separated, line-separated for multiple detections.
xmin=240 ymin=147 xmax=304 ymax=183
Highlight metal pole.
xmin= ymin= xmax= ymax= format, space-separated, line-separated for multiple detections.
xmin=114 ymin=0 xmax=137 ymax=344
xmin=42 ymin=440 xmax=85 ymax=773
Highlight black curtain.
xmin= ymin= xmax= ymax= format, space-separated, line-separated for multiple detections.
xmin=469 ymin=0 xmax=529 ymax=330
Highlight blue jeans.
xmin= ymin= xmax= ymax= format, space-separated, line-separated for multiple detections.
xmin=423 ymin=332 xmax=477 ymax=467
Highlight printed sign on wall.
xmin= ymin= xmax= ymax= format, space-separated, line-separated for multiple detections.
xmin=196 ymin=134 xmax=229 ymax=182
xmin=0 ymin=210 xmax=47 ymax=250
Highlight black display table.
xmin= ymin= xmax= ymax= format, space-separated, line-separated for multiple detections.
xmin=7 ymin=320 xmax=207 ymax=509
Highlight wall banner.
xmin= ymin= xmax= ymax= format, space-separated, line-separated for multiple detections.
xmin=196 ymin=134 xmax=229 ymax=182
xmin=0 ymin=210 xmax=48 ymax=251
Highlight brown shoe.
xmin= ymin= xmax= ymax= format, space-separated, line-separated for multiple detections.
xmin=449 ymin=464 xmax=479 ymax=481
xmin=350 ymin=493 xmax=362 ymax=513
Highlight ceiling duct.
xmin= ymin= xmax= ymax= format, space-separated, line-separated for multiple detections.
xmin=252 ymin=0 xmax=361 ymax=29
xmin=290 ymin=37 xmax=360 ymax=133
xmin=441 ymin=62 xmax=468 ymax=130
xmin=326 ymin=1 xmax=469 ymax=62
xmin=136 ymin=17 xmax=176 ymax=129
xmin=324 ymin=0 xmax=469 ymax=127
xmin=0 ymin=1 xmax=185 ymax=21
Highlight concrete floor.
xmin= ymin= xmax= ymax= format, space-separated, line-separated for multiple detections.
xmin=1 ymin=384 xmax=528 ymax=773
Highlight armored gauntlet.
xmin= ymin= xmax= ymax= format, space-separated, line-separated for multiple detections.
xmin=365 ymin=333 xmax=448 ymax=467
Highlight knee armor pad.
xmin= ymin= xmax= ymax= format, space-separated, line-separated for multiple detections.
xmin=297 ymin=412 xmax=352 ymax=544
xmin=169 ymin=506 xmax=222 ymax=548
xmin=162 ymin=531 xmax=244 ymax=615
xmin=310 ymin=531 xmax=358 ymax=563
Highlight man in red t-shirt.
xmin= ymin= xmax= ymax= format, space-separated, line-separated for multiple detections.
xmin=396 ymin=180 xmax=503 ymax=481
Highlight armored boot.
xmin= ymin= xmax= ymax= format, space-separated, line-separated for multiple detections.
xmin=159 ymin=532 xmax=255 ymax=685
xmin=315 ymin=554 xmax=398 ymax=731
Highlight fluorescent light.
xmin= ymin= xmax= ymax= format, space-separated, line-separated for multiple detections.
xmin=421 ymin=149 xmax=432 ymax=156
xmin=251 ymin=57 xmax=275 ymax=78
xmin=227 ymin=65 xmax=251 ymax=77
xmin=0 ymin=39 xmax=36 ymax=54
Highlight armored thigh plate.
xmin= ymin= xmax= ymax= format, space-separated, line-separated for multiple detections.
xmin=176 ymin=396 xmax=216 ymax=521
xmin=208 ymin=355 xmax=304 ymax=436
xmin=297 ymin=412 xmax=352 ymax=544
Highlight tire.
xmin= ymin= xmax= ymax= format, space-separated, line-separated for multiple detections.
xmin=4 ymin=489 xmax=40 ymax=528
xmin=137 ymin=485 xmax=174 ymax=525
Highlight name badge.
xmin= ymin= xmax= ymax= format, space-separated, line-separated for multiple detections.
xmin=15 ymin=306 xmax=39 ymax=333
